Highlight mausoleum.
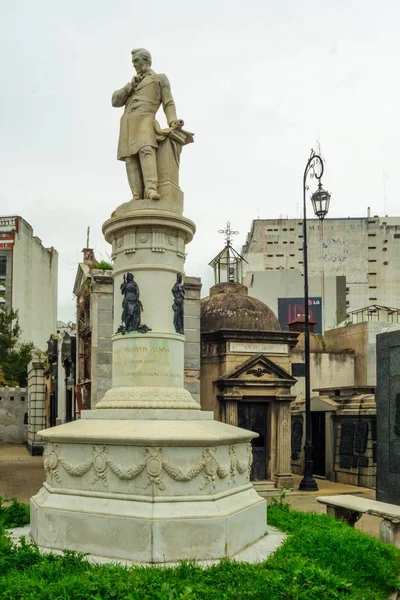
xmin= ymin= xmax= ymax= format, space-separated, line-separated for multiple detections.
xmin=201 ymin=235 xmax=299 ymax=489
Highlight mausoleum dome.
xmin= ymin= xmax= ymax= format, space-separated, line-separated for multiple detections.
xmin=201 ymin=282 xmax=281 ymax=332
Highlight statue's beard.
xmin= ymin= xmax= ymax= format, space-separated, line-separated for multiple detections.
xmin=135 ymin=66 xmax=148 ymax=76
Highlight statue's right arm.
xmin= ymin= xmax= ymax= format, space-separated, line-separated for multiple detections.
xmin=112 ymin=83 xmax=133 ymax=107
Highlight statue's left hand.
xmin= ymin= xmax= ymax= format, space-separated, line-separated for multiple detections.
xmin=170 ymin=119 xmax=184 ymax=128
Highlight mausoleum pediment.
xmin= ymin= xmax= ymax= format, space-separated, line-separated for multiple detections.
xmin=217 ymin=353 xmax=296 ymax=386
xmin=73 ymin=263 xmax=90 ymax=296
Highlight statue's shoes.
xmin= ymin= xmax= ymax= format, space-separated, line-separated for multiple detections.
xmin=148 ymin=191 xmax=161 ymax=200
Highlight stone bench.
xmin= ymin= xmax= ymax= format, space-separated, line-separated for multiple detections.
xmin=316 ymin=495 xmax=400 ymax=546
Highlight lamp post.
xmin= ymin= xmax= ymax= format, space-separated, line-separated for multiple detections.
xmin=299 ymin=150 xmax=331 ymax=492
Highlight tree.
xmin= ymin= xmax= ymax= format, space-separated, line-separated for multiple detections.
xmin=0 ymin=309 xmax=34 ymax=387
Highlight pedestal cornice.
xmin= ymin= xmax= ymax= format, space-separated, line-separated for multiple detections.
xmin=103 ymin=210 xmax=196 ymax=245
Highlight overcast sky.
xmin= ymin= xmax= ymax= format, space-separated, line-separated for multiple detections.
xmin=1 ymin=0 xmax=399 ymax=322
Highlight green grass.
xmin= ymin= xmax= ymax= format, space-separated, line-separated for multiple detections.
xmin=0 ymin=497 xmax=399 ymax=599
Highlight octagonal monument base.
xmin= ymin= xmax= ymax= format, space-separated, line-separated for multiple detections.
xmin=30 ymin=410 xmax=266 ymax=563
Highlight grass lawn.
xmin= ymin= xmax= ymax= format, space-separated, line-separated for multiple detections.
xmin=0 ymin=496 xmax=400 ymax=599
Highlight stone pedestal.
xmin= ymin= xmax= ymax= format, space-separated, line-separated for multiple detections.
xmin=31 ymin=203 xmax=267 ymax=563
xmin=31 ymin=413 xmax=265 ymax=562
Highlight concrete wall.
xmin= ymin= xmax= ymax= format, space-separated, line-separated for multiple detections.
xmin=242 ymin=215 xmax=400 ymax=318
xmin=291 ymin=352 xmax=355 ymax=401
xmin=12 ymin=218 xmax=58 ymax=350
xmin=89 ymin=270 xmax=113 ymax=407
xmin=246 ymin=270 xmax=344 ymax=333
xmin=325 ymin=321 xmax=391 ymax=386
xmin=0 ymin=387 xmax=28 ymax=443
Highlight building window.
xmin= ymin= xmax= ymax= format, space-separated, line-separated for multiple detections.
xmin=369 ymin=286 xmax=377 ymax=289
xmin=283 ymin=241 xmax=288 ymax=244
xmin=369 ymin=297 xmax=377 ymax=301
xmin=368 ymin=259 xmax=377 ymax=262
xmin=290 ymin=254 xmax=295 ymax=257
xmin=368 ymin=233 xmax=376 ymax=236
xmin=292 ymin=363 xmax=306 ymax=377
xmin=368 ymin=246 xmax=376 ymax=250
xmin=276 ymin=254 xmax=284 ymax=257
xmin=0 ymin=257 xmax=6 ymax=277
xmin=290 ymin=228 xmax=295 ymax=231
xmin=394 ymin=233 xmax=400 ymax=239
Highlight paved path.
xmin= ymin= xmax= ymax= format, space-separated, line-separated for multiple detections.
xmin=0 ymin=444 xmax=44 ymax=504
xmin=284 ymin=475 xmax=379 ymax=539
xmin=0 ymin=444 xmax=381 ymax=539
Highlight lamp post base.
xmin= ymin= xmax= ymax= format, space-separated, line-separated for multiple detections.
xmin=298 ymin=444 xmax=319 ymax=491
xmin=298 ymin=475 xmax=319 ymax=492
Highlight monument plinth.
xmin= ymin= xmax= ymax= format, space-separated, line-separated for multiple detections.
xmin=30 ymin=48 xmax=266 ymax=563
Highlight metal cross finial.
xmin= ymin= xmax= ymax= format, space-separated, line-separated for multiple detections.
xmin=218 ymin=221 xmax=239 ymax=246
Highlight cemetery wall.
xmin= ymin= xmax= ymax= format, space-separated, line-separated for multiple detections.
xmin=0 ymin=386 xmax=28 ymax=443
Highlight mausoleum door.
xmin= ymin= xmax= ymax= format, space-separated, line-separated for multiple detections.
xmin=238 ymin=402 xmax=267 ymax=480
xmin=312 ymin=411 xmax=326 ymax=477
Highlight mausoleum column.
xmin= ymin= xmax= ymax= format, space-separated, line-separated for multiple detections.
xmin=225 ymin=401 xmax=238 ymax=426
xmin=274 ymin=401 xmax=294 ymax=489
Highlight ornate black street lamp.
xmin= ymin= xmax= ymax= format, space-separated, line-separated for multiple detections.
xmin=299 ymin=150 xmax=331 ymax=492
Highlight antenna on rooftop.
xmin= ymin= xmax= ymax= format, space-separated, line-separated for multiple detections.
xmin=383 ymin=170 xmax=388 ymax=216
xmin=86 ymin=226 xmax=90 ymax=248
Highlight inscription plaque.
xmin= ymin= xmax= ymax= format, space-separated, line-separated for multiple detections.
xmin=112 ymin=336 xmax=183 ymax=388
xmin=339 ymin=422 xmax=355 ymax=469
xmin=291 ymin=420 xmax=303 ymax=460
xmin=354 ymin=422 xmax=368 ymax=454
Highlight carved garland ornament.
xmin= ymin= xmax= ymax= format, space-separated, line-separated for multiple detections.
xmin=44 ymin=443 xmax=252 ymax=490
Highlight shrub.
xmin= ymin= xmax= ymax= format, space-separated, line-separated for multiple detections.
xmin=0 ymin=497 xmax=30 ymax=528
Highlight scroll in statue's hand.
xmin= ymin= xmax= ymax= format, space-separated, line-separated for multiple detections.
xmin=169 ymin=119 xmax=184 ymax=128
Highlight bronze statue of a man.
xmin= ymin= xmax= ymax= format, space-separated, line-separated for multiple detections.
xmin=112 ymin=48 xmax=183 ymax=201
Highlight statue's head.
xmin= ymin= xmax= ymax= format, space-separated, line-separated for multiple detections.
xmin=131 ymin=48 xmax=152 ymax=74
xmin=177 ymin=273 xmax=183 ymax=283
xmin=126 ymin=272 xmax=134 ymax=282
